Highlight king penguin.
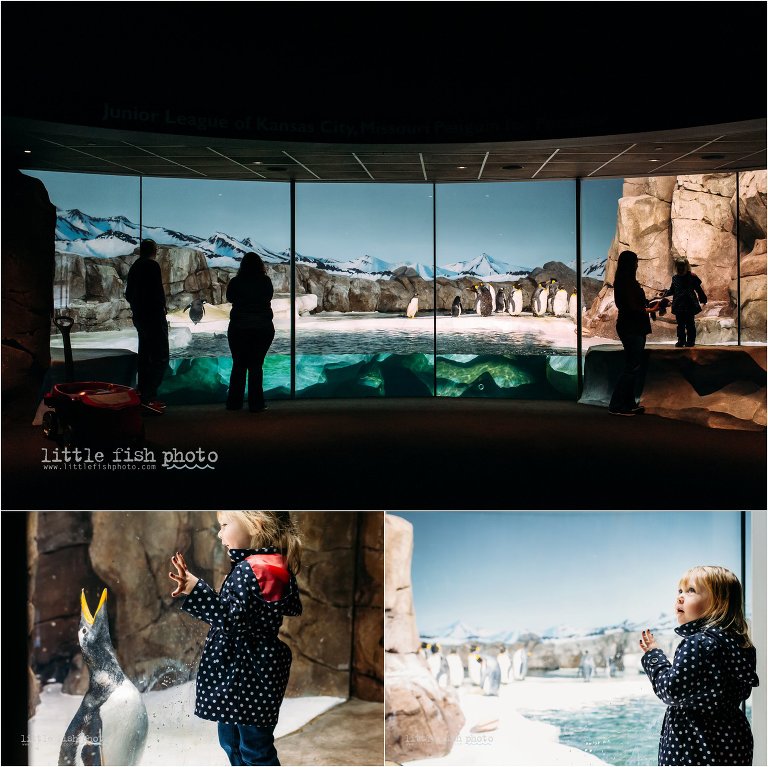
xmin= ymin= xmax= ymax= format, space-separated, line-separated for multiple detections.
xmin=508 ymin=284 xmax=523 ymax=316
xmin=183 ymin=298 xmax=207 ymax=324
xmin=447 ymin=648 xmax=464 ymax=687
xmin=428 ymin=643 xmax=450 ymax=688
xmin=568 ymin=289 xmax=578 ymax=321
xmin=59 ymin=589 xmax=148 ymax=766
xmin=451 ymin=295 xmax=463 ymax=317
xmin=495 ymin=286 xmax=506 ymax=313
xmin=468 ymin=646 xmax=483 ymax=686
xmin=480 ymin=653 xmax=501 ymax=696
xmin=532 ymin=282 xmax=547 ymax=316
xmin=406 ymin=292 xmax=419 ymax=319
xmin=511 ymin=647 xmax=529 ymax=681
xmin=478 ymin=285 xmax=493 ymax=317
xmin=496 ymin=646 xmax=511 ymax=684
xmin=553 ymin=287 xmax=569 ymax=316
xmin=546 ymin=278 xmax=559 ymax=315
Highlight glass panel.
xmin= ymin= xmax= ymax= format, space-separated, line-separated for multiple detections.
xmin=738 ymin=171 xmax=767 ymax=344
xmin=582 ymin=174 xmax=742 ymax=347
xmin=435 ymin=182 xmax=578 ymax=399
xmin=395 ymin=510 xmax=746 ymax=766
xmin=22 ymin=170 xmax=140 ymax=373
xmin=142 ymin=178 xmax=291 ymax=404
xmin=294 ymin=184 xmax=434 ymax=397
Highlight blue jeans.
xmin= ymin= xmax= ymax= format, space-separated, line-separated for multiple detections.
xmin=609 ymin=333 xmax=647 ymax=411
xmin=218 ymin=722 xmax=279 ymax=766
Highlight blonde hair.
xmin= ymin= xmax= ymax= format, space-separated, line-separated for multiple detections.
xmin=679 ymin=565 xmax=752 ymax=648
xmin=217 ymin=510 xmax=302 ymax=574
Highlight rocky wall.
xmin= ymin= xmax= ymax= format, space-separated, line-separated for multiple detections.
xmin=384 ymin=513 xmax=464 ymax=763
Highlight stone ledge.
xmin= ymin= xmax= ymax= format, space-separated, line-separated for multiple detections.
xmin=580 ymin=344 xmax=766 ymax=431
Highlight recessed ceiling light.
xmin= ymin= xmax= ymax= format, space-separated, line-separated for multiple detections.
xmin=701 ymin=153 xmax=725 ymax=160
xmin=252 ymin=161 xmax=263 ymax=165
xmin=23 ymin=149 xmax=31 ymax=154
xmin=267 ymin=166 xmax=287 ymax=172
xmin=649 ymin=159 xmax=660 ymax=163
xmin=501 ymin=164 xmax=523 ymax=170
xmin=654 ymin=146 xmax=664 ymax=151
xmin=457 ymin=165 xmax=467 ymax=170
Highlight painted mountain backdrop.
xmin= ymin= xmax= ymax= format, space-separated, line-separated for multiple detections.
xmin=53 ymin=208 xmax=531 ymax=281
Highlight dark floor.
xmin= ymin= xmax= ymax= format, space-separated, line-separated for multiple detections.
xmin=2 ymin=398 xmax=765 ymax=509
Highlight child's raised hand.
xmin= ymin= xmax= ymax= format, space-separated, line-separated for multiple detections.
xmin=639 ymin=629 xmax=659 ymax=653
xmin=169 ymin=551 xmax=199 ymax=597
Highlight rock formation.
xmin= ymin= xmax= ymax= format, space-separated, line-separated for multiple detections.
xmin=385 ymin=513 xmax=464 ymax=763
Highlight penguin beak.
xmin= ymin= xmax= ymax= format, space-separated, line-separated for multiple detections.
xmin=81 ymin=588 xmax=108 ymax=625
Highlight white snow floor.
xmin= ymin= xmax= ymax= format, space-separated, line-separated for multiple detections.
xmin=405 ymin=676 xmax=657 ymax=766
xmin=28 ymin=681 xmax=345 ymax=766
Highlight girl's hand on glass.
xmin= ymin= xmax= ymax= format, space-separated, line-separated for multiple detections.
xmin=639 ymin=629 xmax=659 ymax=653
xmin=169 ymin=551 xmax=199 ymax=597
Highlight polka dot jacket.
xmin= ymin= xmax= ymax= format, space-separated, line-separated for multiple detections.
xmin=641 ymin=617 xmax=759 ymax=766
xmin=180 ymin=546 xmax=302 ymax=726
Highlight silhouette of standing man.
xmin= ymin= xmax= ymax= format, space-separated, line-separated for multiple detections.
xmin=125 ymin=239 xmax=169 ymax=414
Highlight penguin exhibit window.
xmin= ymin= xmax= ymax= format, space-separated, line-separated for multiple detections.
xmin=24 ymin=168 xmax=761 ymax=404
xmin=395 ymin=510 xmax=751 ymax=766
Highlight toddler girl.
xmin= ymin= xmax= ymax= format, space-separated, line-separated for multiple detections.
xmin=170 ymin=510 xmax=302 ymax=766
xmin=639 ymin=565 xmax=758 ymax=766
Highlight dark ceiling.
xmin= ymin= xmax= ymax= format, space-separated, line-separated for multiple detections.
xmin=5 ymin=117 xmax=766 ymax=183
xmin=2 ymin=3 xmax=766 ymax=183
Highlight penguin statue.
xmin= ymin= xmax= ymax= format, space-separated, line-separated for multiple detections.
xmin=568 ymin=290 xmax=578 ymax=321
xmin=532 ymin=282 xmax=547 ymax=316
xmin=447 ymin=649 xmax=464 ymax=688
xmin=478 ymin=285 xmax=493 ymax=317
xmin=495 ymin=287 xmax=506 ymax=313
xmin=480 ymin=654 xmax=502 ymax=696
xmin=468 ymin=647 xmax=483 ymax=686
xmin=183 ymin=298 xmax=207 ymax=325
xmin=59 ymin=589 xmax=148 ymax=766
xmin=511 ymin=647 xmax=529 ymax=681
xmin=553 ymin=287 xmax=569 ymax=316
xmin=496 ymin=646 xmax=511 ymax=684
xmin=507 ymin=285 xmax=523 ymax=316
xmin=406 ymin=292 xmax=419 ymax=319
xmin=451 ymin=295 xmax=463 ymax=317
xmin=546 ymin=278 xmax=559 ymax=315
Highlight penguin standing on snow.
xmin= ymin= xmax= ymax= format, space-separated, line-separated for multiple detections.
xmin=406 ymin=292 xmax=419 ymax=319
xmin=568 ymin=289 xmax=579 ymax=321
xmin=447 ymin=648 xmax=464 ymax=687
xmin=59 ymin=589 xmax=148 ymax=766
xmin=451 ymin=295 xmax=463 ymax=317
xmin=183 ymin=298 xmax=207 ymax=324
xmin=428 ymin=643 xmax=450 ymax=688
xmin=546 ymin=278 xmax=559 ymax=315
xmin=553 ymin=286 xmax=569 ymax=316
xmin=468 ymin=646 xmax=483 ymax=686
xmin=475 ymin=285 xmax=493 ymax=317
xmin=508 ymin=284 xmax=523 ymax=316
xmin=480 ymin=653 xmax=501 ymax=696
xmin=532 ymin=282 xmax=547 ymax=316
xmin=495 ymin=287 xmax=506 ymax=313
xmin=496 ymin=646 xmax=512 ymax=684
xmin=511 ymin=647 xmax=529 ymax=681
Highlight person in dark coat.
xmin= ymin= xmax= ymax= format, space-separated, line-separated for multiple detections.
xmin=662 ymin=258 xmax=708 ymax=347
xmin=639 ymin=565 xmax=758 ymax=767
xmin=170 ymin=511 xmax=303 ymax=766
xmin=608 ymin=250 xmax=655 ymax=416
xmin=124 ymin=238 xmax=169 ymax=414
xmin=225 ymin=252 xmax=275 ymax=412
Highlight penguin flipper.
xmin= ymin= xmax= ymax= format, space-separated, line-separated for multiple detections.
xmin=59 ymin=710 xmax=103 ymax=766
xmin=183 ymin=304 xmax=191 ymax=313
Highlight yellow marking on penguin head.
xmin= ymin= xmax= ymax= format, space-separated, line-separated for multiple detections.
xmin=81 ymin=588 xmax=108 ymax=625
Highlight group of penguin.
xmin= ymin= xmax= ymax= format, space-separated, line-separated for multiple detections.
xmin=450 ymin=278 xmax=578 ymax=319
xmin=421 ymin=642 xmax=529 ymax=696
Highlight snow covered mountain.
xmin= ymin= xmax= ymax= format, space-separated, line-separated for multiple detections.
xmin=54 ymin=208 xmax=541 ymax=280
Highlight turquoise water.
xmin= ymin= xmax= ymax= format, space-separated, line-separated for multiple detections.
xmin=158 ymin=352 xmax=578 ymax=402
xmin=519 ymin=698 xmax=667 ymax=766
xmin=520 ymin=699 xmax=754 ymax=767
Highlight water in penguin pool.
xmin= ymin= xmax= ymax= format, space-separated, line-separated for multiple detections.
xmin=59 ymin=590 xmax=148 ymax=766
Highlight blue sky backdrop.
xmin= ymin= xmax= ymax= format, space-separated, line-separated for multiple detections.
xmin=24 ymin=170 xmax=622 ymax=269
xmin=394 ymin=511 xmax=745 ymax=634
